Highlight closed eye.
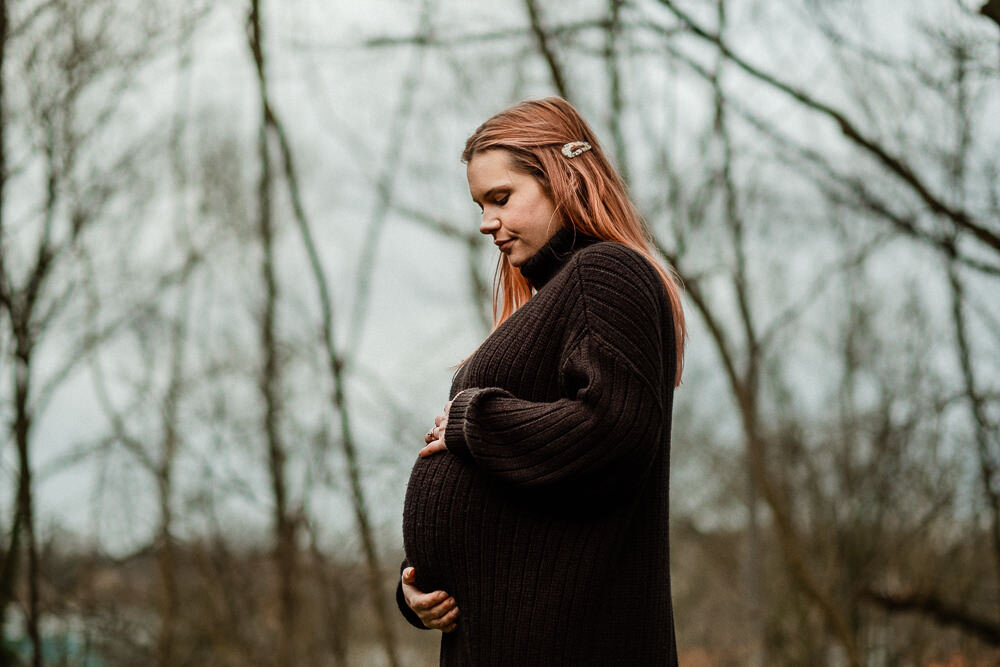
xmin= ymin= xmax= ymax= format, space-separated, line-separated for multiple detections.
xmin=473 ymin=190 xmax=510 ymax=212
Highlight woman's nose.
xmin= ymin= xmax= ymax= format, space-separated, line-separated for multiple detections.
xmin=479 ymin=215 xmax=500 ymax=235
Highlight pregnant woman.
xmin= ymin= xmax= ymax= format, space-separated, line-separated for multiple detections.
xmin=396 ymin=97 xmax=687 ymax=666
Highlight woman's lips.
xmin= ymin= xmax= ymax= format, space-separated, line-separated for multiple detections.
xmin=497 ymin=239 xmax=514 ymax=252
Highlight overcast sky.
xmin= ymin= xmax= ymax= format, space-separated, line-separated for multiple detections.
xmin=7 ymin=0 xmax=997 ymax=557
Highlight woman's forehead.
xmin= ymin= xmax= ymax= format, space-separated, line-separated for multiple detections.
xmin=467 ymin=150 xmax=515 ymax=197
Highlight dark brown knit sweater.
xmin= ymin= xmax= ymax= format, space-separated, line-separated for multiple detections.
xmin=397 ymin=227 xmax=678 ymax=666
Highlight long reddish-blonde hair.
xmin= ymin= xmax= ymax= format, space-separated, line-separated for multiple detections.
xmin=461 ymin=97 xmax=686 ymax=387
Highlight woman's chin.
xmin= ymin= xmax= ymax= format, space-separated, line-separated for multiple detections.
xmin=507 ymin=248 xmax=528 ymax=267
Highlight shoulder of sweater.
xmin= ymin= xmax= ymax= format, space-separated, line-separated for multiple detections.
xmin=566 ymin=242 xmax=669 ymax=387
xmin=565 ymin=241 xmax=665 ymax=335
xmin=569 ymin=241 xmax=662 ymax=293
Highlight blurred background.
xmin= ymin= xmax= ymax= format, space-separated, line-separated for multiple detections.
xmin=1 ymin=0 xmax=998 ymax=665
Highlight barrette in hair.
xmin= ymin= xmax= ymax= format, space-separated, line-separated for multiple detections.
xmin=561 ymin=141 xmax=592 ymax=158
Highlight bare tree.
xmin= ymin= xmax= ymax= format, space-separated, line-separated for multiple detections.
xmin=637 ymin=0 xmax=1000 ymax=654
xmin=0 ymin=1 xmax=183 ymax=661
xmin=245 ymin=1 xmax=403 ymax=663
xmin=245 ymin=2 xmax=298 ymax=663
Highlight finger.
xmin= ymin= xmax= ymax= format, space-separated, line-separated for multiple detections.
xmin=435 ymin=413 xmax=444 ymax=427
xmin=442 ymin=623 xmax=457 ymax=633
xmin=427 ymin=605 xmax=459 ymax=625
xmin=401 ymin=569 xmax=443 ymax=610
xmin=427 ymin=606 xmax=459 ymax=628
xmin=426 ymin=596 xmax=456 ymax=618
xmin=412 ymin=589 xmax=449 ymax=612
xmin=418 ymin=440 xmax=447 ymax=458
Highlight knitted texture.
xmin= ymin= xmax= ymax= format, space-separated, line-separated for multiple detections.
xmin=398 ymin=227 xmax=678 ymax=666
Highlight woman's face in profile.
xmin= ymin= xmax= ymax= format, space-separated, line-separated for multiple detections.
xmin=467 ymin=149 xmax=561 ymax=267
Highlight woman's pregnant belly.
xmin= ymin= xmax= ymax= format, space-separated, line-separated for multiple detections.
xmin=402 ymin=450 xmax=627 ymax=662
xmin=402 ymin=452 xmax=493 ymax=594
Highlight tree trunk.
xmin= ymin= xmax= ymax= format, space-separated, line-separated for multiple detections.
xmin=13 ymin=345 xmax=41 ymax=667
xmin=247 ymin=2 xmax=297 ymax=663
xmin=249 ymin=2 xmax=403 ymax=660
xmin=0 ymin=1 xmax=17 ymax=660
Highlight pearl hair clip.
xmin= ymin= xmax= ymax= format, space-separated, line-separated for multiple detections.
xmin=561 ymin=141 xmax=592 ymax=158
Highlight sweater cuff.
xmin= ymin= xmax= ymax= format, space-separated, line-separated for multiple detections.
xmin=444 ymin=388 xmax=482 ymax=460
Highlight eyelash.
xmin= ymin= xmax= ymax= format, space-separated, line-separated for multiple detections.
xmin=478 ymin=194 xmax=509 ymax=212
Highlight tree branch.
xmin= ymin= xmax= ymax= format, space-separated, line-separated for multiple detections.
xmin=523 ymin=0 xmax=572 ymax=99
xmin=653 ymin=0 xmax=1000 ymax=255
xmin=863 ymin=588 xmax=1000 ymax=646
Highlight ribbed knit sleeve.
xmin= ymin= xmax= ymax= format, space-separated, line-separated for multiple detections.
xmin=444 ymin=243 xmax=672 ymax=497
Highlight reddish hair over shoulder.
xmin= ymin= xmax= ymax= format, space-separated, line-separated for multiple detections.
xmin=462 ymin=97 xmax=686 ymax=387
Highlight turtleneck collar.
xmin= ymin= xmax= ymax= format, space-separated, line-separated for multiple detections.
xmin=518 ymin=226 xmax=602 ymax=290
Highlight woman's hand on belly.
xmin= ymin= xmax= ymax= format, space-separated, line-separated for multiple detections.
xmin=401 ymin=566 xmax=460 ymax=632
xmin=418 ymin=398 xmax=455 ymax=458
